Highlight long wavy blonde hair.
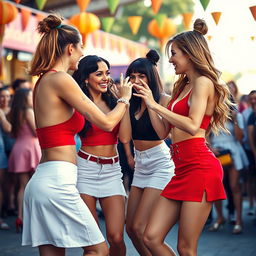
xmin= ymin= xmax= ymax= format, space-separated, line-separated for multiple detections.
xmin=165 ymin=19 xmax=232 ymax=134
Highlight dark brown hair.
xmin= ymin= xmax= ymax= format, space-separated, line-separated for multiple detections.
xmin=29 ymin=14 xmax=80 ymax=76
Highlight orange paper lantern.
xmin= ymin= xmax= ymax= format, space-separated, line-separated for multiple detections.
xmin=21 ymin=8 xmax=31 ymax=31
xmin=151 ymin=0 xmax=162 ymax=14
xmin=148 ymin=18 xmax=176 ymax=39
xmin=128 ymin=16 xmax=142 ymax=35
xmin=76 ymin=0 xmax=90 ymax=12
xmin=0 ymin=2 xmax=18 ymax=25
xmin=69 ymin=12 xmax=100 ymax=43
xmin=182 ymin=13 xmax=193 ymax=30
xmin=211 ymin=12 xmax=221 ymax=25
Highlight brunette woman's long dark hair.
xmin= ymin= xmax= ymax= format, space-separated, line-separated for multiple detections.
xmin=9 ymin=88 xmax=31 ymax=138
xmin=72 ymin=55 xmax=117 ymax=137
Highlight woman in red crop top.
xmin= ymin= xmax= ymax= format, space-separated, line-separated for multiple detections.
xmin=125 ymin=50 xmax=175 ymax=256
xmin=134 ymin=19 xmax=233 ymax=256
xmin=22 ymin=14 xmax=133 ymax=256
xmin=72 ymin=55 xmax=130 ymax=256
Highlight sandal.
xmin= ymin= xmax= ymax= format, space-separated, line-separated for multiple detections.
xmin=208 ymin=220 xmax=226 ymax=232
xmin=232 ymin=224 xmax=242 ymax=234
xmin=0 ymin=221 xmax=10 ymax=230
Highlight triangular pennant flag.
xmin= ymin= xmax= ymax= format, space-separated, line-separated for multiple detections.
xmin=249 ymin=6 xmax=256 ymax=21
xmin=182 ymin=13 xmax=193 ymax=30
xmin=21 ymin=8 xmax=31 ymax=31
xmin=100 ymin=17 xmax=115 ymax=33
xmin=250 ymin=36 xmax=255 ymax=41
xmin=107 ymin=0 xmax=119 ymax=14
xmin=128 ymin=16 xmax=142 ymax=35
xmin=211 ymin=12 xmax=221 ymax=25
xmin=199 ymin=0 xmax=210 ymax=11
xmin=76 ymin=0 xmax=90 ymax=12
xmin=154 ymin=13 xmax=166 ymax=29
xmin=35 ymin=0 xmax=47 ymax=10
xmin=151 ymin=0 xmax=162 ymax=14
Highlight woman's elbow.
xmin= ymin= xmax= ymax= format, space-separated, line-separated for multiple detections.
xmin=119 ymin=137 xmax=131 ymax=144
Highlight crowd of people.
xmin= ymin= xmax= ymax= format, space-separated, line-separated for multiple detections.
xmin=0 ymin=13 xmax=255 ymax=256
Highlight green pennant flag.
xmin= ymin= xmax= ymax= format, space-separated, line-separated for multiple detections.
xmin=35 ymin=0 xmax=47 ymax=10
xmin=107 ymin=0 xmax=119 ymax=14
xmin=101 ymin=17 xmax=115 ymax=32
xmin=199 ymin=0 xmax=210 ymax=11
xmin=155 ymin=13 xmax=167 ymax=29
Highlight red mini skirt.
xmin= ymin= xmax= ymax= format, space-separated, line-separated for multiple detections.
xmin=161 ymin=138 xmax=226 ymax=202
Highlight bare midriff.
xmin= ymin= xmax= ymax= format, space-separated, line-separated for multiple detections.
xmin=133 ymin=140 xmax=163 ymax=151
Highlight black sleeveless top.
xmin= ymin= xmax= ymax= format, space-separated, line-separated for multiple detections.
xmin=130 ymin=108 xmax=160 ymax=141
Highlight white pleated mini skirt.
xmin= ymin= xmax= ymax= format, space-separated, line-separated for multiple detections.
xmin=77 ymin=151 xmax=127 ymax=198
xmin=132 ymin=142 xmax=175 ymax=190
xmin=22 ymin=161 xmax=104 ymax=248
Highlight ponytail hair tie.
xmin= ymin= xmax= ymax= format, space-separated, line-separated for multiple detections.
xmin=56 ymin=24 xmax=62 ymax=29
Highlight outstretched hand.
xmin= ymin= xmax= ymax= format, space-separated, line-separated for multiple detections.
xmin=133 ymin=79 xmax=156 ymax=109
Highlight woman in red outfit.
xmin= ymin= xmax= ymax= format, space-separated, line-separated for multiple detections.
xmin=22 ymin=14 xmax=132 ymax=256
xmin=134 ymin=19 xmax=232 ymax=256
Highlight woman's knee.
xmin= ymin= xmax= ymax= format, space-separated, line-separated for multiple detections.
xmin=177 ymin=241 xmax=196 ymax=256
xmin=83 ymin=242 xmax=109 ymax=256
xmin=143 ymin=230 xmax=159 ymax=250
xmin=107 ymin=232 xmax=124 ymax=246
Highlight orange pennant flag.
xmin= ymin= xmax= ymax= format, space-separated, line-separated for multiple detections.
xmin=21 ymin=8 xmax=31 ymax=31
xmin=151 ymin=0 xmax=162 ymax=14
xmin=250 ymin=6 xmax=256 ymax=21
xmin=76 ymin=0 xmax=90 ymax=12
xmin=128 ymin=16 xmax=142 ymax=35
xmin=211 ymin=12 xmax=221 ymax=25
xmin=182 ymin=13 xmax=193 ymax=30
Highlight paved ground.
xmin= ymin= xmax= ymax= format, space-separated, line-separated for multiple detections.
xmin=1 ymin=200 xmax=256 ymax=256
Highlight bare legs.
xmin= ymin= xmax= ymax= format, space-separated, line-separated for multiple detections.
xmin=81 ymin=194 xmax=126 ymax=256
xmin=144 ymin=193 xmax=212 ymax=256
xmin=126 ymin=186 xmax=163 ymax=256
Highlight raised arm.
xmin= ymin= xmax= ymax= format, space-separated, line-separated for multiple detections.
xmin=134 ymin=76 xmax=213 ymax=136
xmin=55 ymin=73 xmax=132 ymax=132
xmin=0 ymin=109 xmax=11 ymax=133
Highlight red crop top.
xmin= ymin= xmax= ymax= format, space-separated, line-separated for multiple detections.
xmin=80 ymin=122 xmax=120 ymax=146
xmin=168 ymin=89 xmax=211 ymax=130
xmin=34 ymin=70 xmax=85 ymax=149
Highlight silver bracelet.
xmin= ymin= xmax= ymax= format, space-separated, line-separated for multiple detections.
xmin=117 ymin=98 xmax=129 ymax=105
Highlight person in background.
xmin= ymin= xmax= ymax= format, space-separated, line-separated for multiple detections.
xmin=12 ymin=79 xmax=31 ymax=92
xmin=125 ymin=49 xmax=175 ymax=256
xmin=22 ymin=14 xmax=132 ymax=256
xmin=137 ymin=19 xmax=231 ymax=255
xmin=8 ymin=88 xmax=41 ymax=233
xmin=72 ymin=55 xmax=130 ymax=256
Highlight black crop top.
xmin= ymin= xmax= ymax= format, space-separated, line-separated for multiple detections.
xmin=130 ymin=108 xmax=160 ymax=141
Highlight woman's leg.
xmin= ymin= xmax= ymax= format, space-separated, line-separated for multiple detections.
xmin=177 ymin=192 xmax=212 ymax=256
xmin=17 ymin=172 xmax=30 ymax=219
xmin=126 ymin=186 xmax=163 ymax=256
xmin=39 ymin=245 xmax=65 ymax=256
xmin=80 ymin=194 xmax=99 ymax=224
xmin=144 ymin=196 xmax=180 ymax=256
xmin=83 ymin=241 xmax=109 ymax=256
xmin=100 ymin=195 xmax=126 ymax=256
xmin=228 ymin=167 xmax=242 ymax=226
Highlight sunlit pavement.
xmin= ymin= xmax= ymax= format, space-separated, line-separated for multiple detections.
xmin=1 ymin=200 xmax=256 ymax=256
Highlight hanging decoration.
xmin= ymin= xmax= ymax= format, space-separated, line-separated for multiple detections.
xmin=100 ymin=17 xmax=115 ymax=33
xmin=36 ymin=13 xmax=46 ymax=23
xmin=249 ymin=6 xmax=256 ymax=21
xmin=14 ymin=0 xmax=21 ymax=3
xmin=199 ymin=0 xmax=210 ymax=11
xmin=107 ymin=0 xmax=119 ymax=14
xmin=182 ymin=13 xmax=193 ymax=30
xmin=21 ymin=8 xmax=31 ymax=31
xmin=148 ymin=18 xmax=176 ymax=51
xmin=154 ymin=13 xmax=166 ymax=29
xmin=0 ymin=1 xmax=18 ymax=25
xmin=35 ymin=0 xmax=47 ymax=10
xmin=151 ymin=0 xmax=162 ymax=14
xmin=211 ymin=12 xmax=221 ymax=25
xmin=69 ymin=12 xmax=100 ymax=43
xmin=250 ymin=36 xmax=255 ymax=41
xmin=128 ymin=16 xmax=142 ymax=35
xmin=76 ymin=0 xmax=90 ymax=12
xmin=207 ymin=35 xmax=212 ymax=41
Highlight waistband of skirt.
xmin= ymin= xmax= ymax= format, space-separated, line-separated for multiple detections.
xmin=171 ymin=137 xmax=206 ymax=148
xmin=36 ymin=161 xmax=77 ymax=172
xmin=134 ymin=142 xmax=168 ymax=155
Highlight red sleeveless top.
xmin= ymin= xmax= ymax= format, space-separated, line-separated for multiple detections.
xmin=34 ymin=70 xmax=85 ymax=149
xmin=168 ymin=89 xmax=211 ymax=130
xmin=80 ymin=122 xmax=120 ymax=146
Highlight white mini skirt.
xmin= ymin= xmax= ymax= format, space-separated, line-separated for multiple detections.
xmin=77 ymin=151 xmax=127 ymax=198
xmin=132 ymin=142 xmax=175 ymax=190
xmin=22 ymin=161 xmax=104 ymax=248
